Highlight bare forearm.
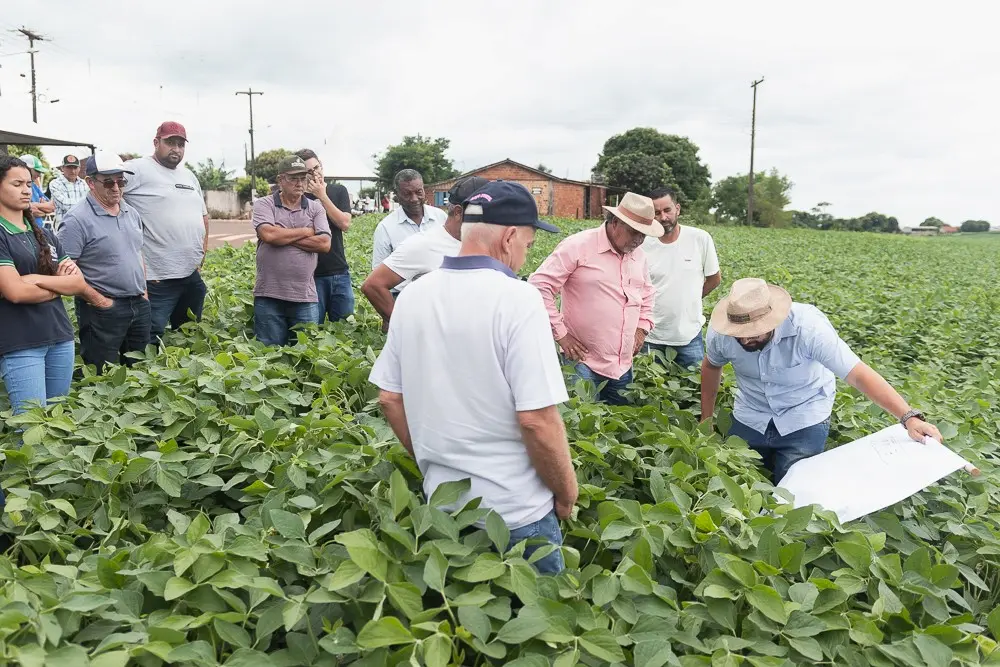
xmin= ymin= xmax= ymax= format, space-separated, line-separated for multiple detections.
xmin=703 ymin=273 xmax=722 ymax=298
xmin=25 ymin=274 xmax=86 ymax=296
xmin=202 ymin=216 xmax=210 ymax=255
xmin=845 ymin=362 xmax=910 ymax=420
xmin=259 ymin=227 xmax=314 ymax=246
xmin=362 ymin=284 xmax=396 ymax=322
xmin=318 ymin=196 xmax=351 ymax=231
xmin=378 ymin=391 xmax=413 ymax=456
xmin=519 ymin=408 xmax=577 ymax=504
xmin=79 ymin=284 xmax=111 ymax=307
xmin=291 ymin=236 xmax=332 ymax=253
xmin=700 ymin=359 xmax=723 ymax=421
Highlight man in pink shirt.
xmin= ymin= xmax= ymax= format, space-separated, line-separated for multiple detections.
xmin=529 ymin=192 xmax=661 ymax=404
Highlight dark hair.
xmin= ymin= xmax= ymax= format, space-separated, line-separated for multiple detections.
xmin=294 ymin=148 xmax=318 ymax=162
xmin=604 ymin=211 xmax=618 ymax=226
xmin=394 ymin=168 xmax=423 ymax=192
xmin=648 ymin=186 xmax=678 ymax=203
xmin=0 ymin=156 xmax=57 ymax=275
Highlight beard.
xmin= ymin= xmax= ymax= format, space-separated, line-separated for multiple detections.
xmin=738 ymin=340 xmax=768 ymax=352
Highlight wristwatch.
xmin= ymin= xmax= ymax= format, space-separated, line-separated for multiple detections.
xmin=899 ymin=409 xmax=925 ymax=427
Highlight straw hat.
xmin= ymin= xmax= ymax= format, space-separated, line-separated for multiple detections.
xmin=602 ymin=192 xmax=664 ymax=238
xmin=710 ymin=278 xmax=792 ymax=337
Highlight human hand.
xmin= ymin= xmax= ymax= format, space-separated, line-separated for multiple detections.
xmin=555 ymin=497 xmax=576 ymax=520
xmin=906 ymin=417 xmax=943 ymax=443
xmin=632 ymin=328 xmax=648 ymax=356
xmin=307 ymin=173 xmax=326 ymax=198
xmin=58 ymin=259 xmax=81 ymax=276
xmin=557 ymin=334 xmax=588 ymax=362
xmin=94 ymin=296 xmax=114 ymax=309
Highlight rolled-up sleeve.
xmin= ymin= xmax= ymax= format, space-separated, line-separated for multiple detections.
xmin=372 ymin=222 xmax=392 ymax=269
xmin=802 ymin=309 xmax=861 ymax=379
xmin=527 ymin=240 xmax=578 ymax=341
xmin=705 ymin=328 xmax=728 ymax=367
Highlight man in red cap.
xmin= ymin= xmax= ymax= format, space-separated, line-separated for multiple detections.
xmin=123 ymin=122 xmax=210 ymax=344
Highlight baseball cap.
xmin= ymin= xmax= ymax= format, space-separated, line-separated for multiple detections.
xmin=86 ymin=149 xmax=135 ymax=176
xmin=447 ymin=176 xmax=489 ymax=207
xmin=463 ymin=181 xmax=559 ymax=233
xmin=61 ymin=154 xmax=81 ymax=168
xmin=155 ymin=121 xmax=187 ymax=141
xmin=277 ymin=155 xmax=309 ymax=175
xmin=18 ymin=154 xmax=48 ymax=174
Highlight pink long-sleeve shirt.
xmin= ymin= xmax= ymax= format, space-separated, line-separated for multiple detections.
xmin=529 ymin=226 xmax=655 ymax=379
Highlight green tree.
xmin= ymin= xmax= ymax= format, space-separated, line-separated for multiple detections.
xmin=535 ymin=163 xmax=553 ymax=174
xmin=6 ymin=145 xmax=55 ymax=186
xmin=960 ymin=220 xmax=990 ymax=233
xmin=599 ymin=153 xmax=678 ymax=202
xmin=186 ymin=158 xmax=235 ymax=191
xmin=248 ymin=148 xmax=295 ymax=184
xmin=592 ymin=128 xmax=711 ymax=205
xmin=372 ymin=135 xmax=458 ymax=190
xmin=359 ymin=186 xmax=378 ymax=199
xmin=712 ymin=169 xmax=793 ymax=228
xmin=119 ymin=152 xmax=143 ymax=161
xmin=921 ymin=216 xmax=945 ymax=228
xmin=235 ymin=175 xmax=270 ymax=202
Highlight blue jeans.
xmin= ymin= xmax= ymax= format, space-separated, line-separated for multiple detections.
xmin=76 ymin=297 xmax=152 ymax=372
xmin=644 ymin=332 xmax=705 ymax=368
xmin=0 ymin=341 xmax=75 ymax=414
xmin=507 ymin=510 xmax=564 ymax=574
xmin=571 ymin=363 xmax=633 ymax=406
xmin=147 ymin=270 xmax=208 ymax=342
xmin=254 ymin=297 xmax=319 ymax=346
xmin=728 ymin=417 xmax=830 ymax=484
xmin=315 ymin=272 xmax=355 ymax=323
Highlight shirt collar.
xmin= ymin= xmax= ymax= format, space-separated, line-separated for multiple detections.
xmin=441 ymin=255 xmax=517 ymax=279
xmin=770 ymin=311 xmax=797 ymax=345
xmin=86 ymin=192 xmax=131 ymax=217
xmin=397 ymin=206 xmax=424 ymax=225
xmin=0 ymin=214 xmax=33 ymax=235
xmin=273 ymin=191 xmax=308 ymax=210
xmin=595 ymin=224 xmax=614 ymax=254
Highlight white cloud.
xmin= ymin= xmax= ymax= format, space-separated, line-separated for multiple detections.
xmin=1 ymin=0 xmax=997 ymax=224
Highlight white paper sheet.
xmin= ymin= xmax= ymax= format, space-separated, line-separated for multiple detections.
xmin=777 ymin=424 xmax=971 ymax=524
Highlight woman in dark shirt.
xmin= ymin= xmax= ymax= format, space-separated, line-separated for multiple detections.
xmin=0 ymin=156 xmax=87 ymax=414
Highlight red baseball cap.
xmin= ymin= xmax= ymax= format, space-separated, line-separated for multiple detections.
xmin=155 ymin=121 xmax=188 ymax=141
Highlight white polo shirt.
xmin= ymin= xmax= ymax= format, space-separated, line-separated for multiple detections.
xmin=369 ymin=255 xmax=569 ymax=529
xmin=642 ymin=226 xmax=720 ymax=346
xmin=371 ymin=205 xmax=448 ymax=269
xmin=383 ymin=224 xmax=461 ymax=291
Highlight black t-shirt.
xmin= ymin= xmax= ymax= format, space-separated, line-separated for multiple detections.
xmin=308 ymin=183 xmax=352 ymax=276
xmin=0 ymin=215 xmax=74 ymax=356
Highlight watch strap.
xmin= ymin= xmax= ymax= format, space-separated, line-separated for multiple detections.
xmin=899 ymin=409 xmax=925 ymax=426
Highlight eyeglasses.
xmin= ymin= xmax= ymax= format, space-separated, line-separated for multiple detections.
xmin=284 ymin=174 xmax=309 ymax=184
xmin=93 ymin=177 xmax=128 ymax=189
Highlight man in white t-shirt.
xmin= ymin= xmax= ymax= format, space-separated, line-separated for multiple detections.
xmin=123 ymin=121 xmax=209 ymax=343
xmin=369 ymin=181 xmax=575 ymax=574
xmin=641 ymin=186 xmax=721 ymax=368
xmin=361 ymin=175 xmax=488 ymax=325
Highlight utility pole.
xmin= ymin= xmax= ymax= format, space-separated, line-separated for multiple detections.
xmin=16 ymin=27 xmax=45 ymax=122
xmin=747 ymin=77 xmax=764 ymax=226
xmin=235 ymin=88 xmax=263 ymax=185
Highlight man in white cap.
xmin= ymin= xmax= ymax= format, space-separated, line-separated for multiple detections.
xmin=529 ymin=192 xmax=660 ymax=405
xmin=701 ymin=277 xmax=942 ymax=483
xmin=369 ymin=181 xmax=575 ymax=574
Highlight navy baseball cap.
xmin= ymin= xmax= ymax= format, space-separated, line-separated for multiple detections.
xmin=447 ymin=176 xmax=489 ymax=206
xmin=463 ymin=181 xmax=559 ymax=233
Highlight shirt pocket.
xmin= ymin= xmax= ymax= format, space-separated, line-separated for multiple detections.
xmin=777 ymin=361 xmax=815 ymax=385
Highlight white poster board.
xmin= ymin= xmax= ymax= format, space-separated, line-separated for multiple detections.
xmin=777 ymin=424 xmax=972 ymax=524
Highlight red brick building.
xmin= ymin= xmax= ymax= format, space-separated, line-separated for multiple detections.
xmin=425 ymin=159 xmax=619 ymax=219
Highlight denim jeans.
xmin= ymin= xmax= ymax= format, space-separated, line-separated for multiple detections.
xmin=254 ymin=297 xmax=319 ymax=346
xmin=76 ymin=297 xmax=151 ymax=372
xmin=644 ymin=332 xmax=705 ymax=368
xmin=571 ymin=363 xmax=633 ymax=406
xmin=147 ymin=270 xmax=208 ymax=342
xmin=728 ymin=417 xmax=831 ymax=484
xmin=0 ymin=341 xmax=75 ymax=414
xmin=507 ymin=510 xmax=565 ymax=574
xmin=315 ymin=272 xmax=355 ymax=323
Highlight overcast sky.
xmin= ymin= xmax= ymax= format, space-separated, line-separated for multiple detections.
xmin=2 ymin=1 xmax=998 ymax=225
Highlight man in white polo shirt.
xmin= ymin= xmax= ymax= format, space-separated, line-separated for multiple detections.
xmin=642 ymin=186 xmax=721 ymax=368
xmin=361 ymin=175 xmax=488 ymax=324
xmin=370 ymin=168 xmax=447 ymax=269
xmin=370 ymin=181 xmax=576 ymax=574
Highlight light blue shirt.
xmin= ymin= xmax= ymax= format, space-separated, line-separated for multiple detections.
xmin=371 ymin=205 xmax=447 ymax=270
xmin=706 ymin=303 xmax=861 ymax=435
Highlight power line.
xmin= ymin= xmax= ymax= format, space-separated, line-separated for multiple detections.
xmin=15 ymin=26 xmax=45 ymax=122
xmin=747 ymin=77 xmax=764 ymax=226
xmin=235 ymin=88 xmax=264 ymax=182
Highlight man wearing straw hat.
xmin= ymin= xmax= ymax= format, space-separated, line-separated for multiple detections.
xmin=530 ymin=192 xmax=661 ymax=404
xmin=701 ymin=277 xmax=942 ymax=483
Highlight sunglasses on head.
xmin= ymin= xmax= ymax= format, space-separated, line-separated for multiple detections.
xmin=92 ymin=177 xmax=128 ymax=189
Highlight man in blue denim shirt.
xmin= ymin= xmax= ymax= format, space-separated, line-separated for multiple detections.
xmin=700 ymin=278 xmax=942 ymax=483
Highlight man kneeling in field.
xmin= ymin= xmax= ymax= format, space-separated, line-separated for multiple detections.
xmin=369 ymin=181 xmax=576 ymax=574
xmin=700 ymin=278 xmax=942 ymax=484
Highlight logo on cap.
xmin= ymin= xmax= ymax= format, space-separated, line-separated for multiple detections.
xmin=468 ymin=193 xmax=493 ymax=203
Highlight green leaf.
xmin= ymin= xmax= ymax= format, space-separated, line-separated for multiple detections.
xmin=592 ymin=573 xmax=620 ymax=607
xmin=454 ymin=553 xmax=506 ymax=582
xmin=495 ymin=615 xmax=546 ymax=644
xmin=578 ymin=628 xmax=627 ymax=662
xmin=356 ymin=616 xmax=415 ymax=649
xmin=214 ymin=618 xmax=252 ymax=649
xmin=42 ymin=645 xmax=90 ymax=667
xmin=746 ymin=584 xmax=788 ymax=624
xmin=458 ymin=605 xmax=492 ymax=642
xmin=634 ymin=639 xmax=676 ymax=667
xmin=387 ymin=582 xmax=423 ymax=620
xmin=335 ymin=529 xmax=387 ymax=582
xmin=428 ymin=478 xmax=471 ymax=507
xmin=163 ymin=576 xmax=197 ymax=601
xmin=987 ymin=605 xmax=1000 ymax=640
xmin=782 ymin=505 xmax=812 ymax=532
xmin=91 ymin=651 xmax=129 ymax=667
xmin=756 ymin=525 xmax=780 ymax=567
xmin=422 ymin=633 xmax=452 ymax=667
xmin=423 ymin=546 xmax=448 ymax=593
xmin=913 ymin=634 xmax=953 ymax=667
xmin=834 ymin=540 xmax=872 ymax=573
xmin=650 ymin=470 xmax=668 ymax=504
xmin=602 ymin=521 xmax=638 ymax=541
xmin=155 ymin=466 xmax=183 ymax=497
xmin=269 ymin=509 xmax=306 ymax=540
xmin=223 ymin=648 xmax=277 ymax=666
xmin=46 ymin=498 xmax=77 ymax=519
xmin=783 ymin=610 xmax=826 ymax=637
xmin=787 ymin=636 xmax=824 ymax=661
xmin=328 ymin=560 xmax=365 ymax=590
xmin=486 ymin=511 xmax=510 ymax=554
xmin=722 ymin=558 xmax=758 ymax=588
xmin=389 ymin=469 xmax=411 ymax=518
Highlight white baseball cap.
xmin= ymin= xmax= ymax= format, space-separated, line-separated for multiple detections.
xmin=86 ymin=149 xmax=135 ymax=177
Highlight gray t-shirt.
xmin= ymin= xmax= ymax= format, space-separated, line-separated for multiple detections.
xmin=122 ymin=156 xmax=207 ymax=281
xmin=253 ymin=193 xmax=331 ymax=303
xmin=58 ymin=194 xmax=146 ymax=298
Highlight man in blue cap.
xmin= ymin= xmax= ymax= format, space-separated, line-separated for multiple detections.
xmin=370 ymin=181 xmax=575 ymax=574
